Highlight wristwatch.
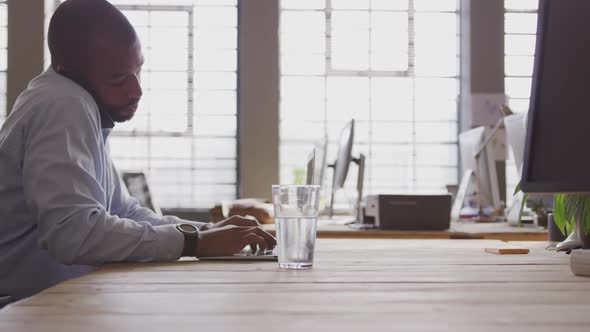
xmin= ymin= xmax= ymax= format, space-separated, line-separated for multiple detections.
xmin=176 ymin=223 xmax=199 ymax=257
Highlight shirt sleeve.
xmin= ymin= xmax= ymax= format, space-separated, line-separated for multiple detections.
xmin=22 ymin=96 xmax=184 ymax=265
xmin=108 ymin=162 xmax=207 ymax=229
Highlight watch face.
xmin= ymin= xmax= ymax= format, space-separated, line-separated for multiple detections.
xmin=178 ymin=223 xmax=198 ymax=234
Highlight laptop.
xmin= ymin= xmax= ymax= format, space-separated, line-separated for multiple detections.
xmin=200 ymin=148 xmax=318 ymax=261
xmin=198 ymin=247 xmax=278 ymax=261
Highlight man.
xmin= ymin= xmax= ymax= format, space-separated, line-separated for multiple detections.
xmin=0 ymin=0 xmax=275 ymax=304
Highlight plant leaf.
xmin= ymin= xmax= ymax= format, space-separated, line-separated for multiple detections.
xmin=553 ymin=194 xmax=568 ymax=235
xmin=583 ymin=195 xmax=590 ymax=235
xmin=513 ymin=181 xmax=522 ymax=196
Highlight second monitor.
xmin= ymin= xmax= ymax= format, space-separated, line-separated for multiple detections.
xmin=315 ymin=119 xmax=366 ymax=224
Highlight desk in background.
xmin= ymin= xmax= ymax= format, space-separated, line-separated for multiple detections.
xmin=210 ymin=201 xmax=548 ymax=241
xmin=1 ymin=239 xmax=587 ymax=332
xmin=263 ymin=220 xmax=548 ymax=242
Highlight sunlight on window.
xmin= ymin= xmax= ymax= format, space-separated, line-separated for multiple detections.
xmin=280 ymin=0 xmax=460 ymax=203
xmin=504 ymin=0 xmax=538 ymax=202
xmin=505 ymin=0 xmax=538 ymax=11
xmin=371 ymin=12 xmax=408 ymax=71
xmin=504 ymin=7 xmax=537 ymax=113
xmin=0 ymin=1 xmax=7 ymax=124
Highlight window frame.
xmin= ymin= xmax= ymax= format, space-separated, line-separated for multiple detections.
xmin=5 ymin=1 xmax=517 ymax=208
xmin=279 ymin=0 xmax=461 ymax=197
xmin=0 ymin=0 xmax=8 ymax=120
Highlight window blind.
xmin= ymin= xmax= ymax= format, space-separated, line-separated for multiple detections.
xmin=50 ymin=0 xmax=238 ymax=209
xmin=0 ymin=0 xmax=7 ymax=124
xmin=504 ymin=0 xmax=538 ymax=198
xmin=504 ymin=0 xmax=538 ymax=113
xmin=279 ymin=0 xmax=460 ymax=206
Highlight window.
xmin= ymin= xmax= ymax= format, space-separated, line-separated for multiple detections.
xmin=504 ymin=0 xmax=538 ymax=113
xmin=504 ymin=0 xmax=538 ymax=196
xmin=279 ymin=0 xmax=460 ymax=204
xmin=0 ymin=0 xmax=7 ymax=124
xmin=49 ymin=0 xmax=238 ymax=208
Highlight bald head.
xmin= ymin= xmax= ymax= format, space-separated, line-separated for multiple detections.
xmin=48 ymin=0 xmax=137 ymax=70
xmin=47 ymin=0 xmax=144 ymax=124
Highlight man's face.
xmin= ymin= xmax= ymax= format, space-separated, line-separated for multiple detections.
xmin=82 ymin=38 xmax=144 ymax=123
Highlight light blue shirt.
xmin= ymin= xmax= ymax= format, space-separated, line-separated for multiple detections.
xmin=0 ymin=68 xmax=204 ymax=302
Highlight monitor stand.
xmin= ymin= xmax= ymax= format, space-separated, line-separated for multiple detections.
xmin=327 ymin=153 xmax=366 ymax=225
xmin=352 ymin=153 xmax=365 ymax=225
xmin=556 ymin=228 xmax=581 ymax=251
xmin=451 ymin=170 xmax=473 ymax=221
xmin=451 ymin=169 xmax=505 ymax=222
xmin=318 ymin=215 xmax=356 ymax=226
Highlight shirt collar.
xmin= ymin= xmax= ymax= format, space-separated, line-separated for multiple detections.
xmin=101 ymin=128 xmax=112 ymax=143
xmin=46 ymin=67 xmax=115 ymax=130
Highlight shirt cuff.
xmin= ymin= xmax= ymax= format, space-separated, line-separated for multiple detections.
xmin=153 ymin=224 xmax=184 ymax=261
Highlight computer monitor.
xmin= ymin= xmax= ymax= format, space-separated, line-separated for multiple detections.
xmin=332 ymin=120 xmax=354 ymax=190
xmin=504 ymin=113 xmax=527 ymax=177
xmin=522 ymin=0 xmax=590 ymax=193
xmin=121 ymin=171 xmax=162 ymax=215
xmin=456 ymin=126 xmax=502 ymax=218
xmin=328 ymin=120 xmax=354 ymax=216
xmin=306 ymin=149 xmax=315 ymax=186
xmin=327 ymin=119 xmax=365 ymax=222
xmin=313 ymin=135 xmax=328 ymax=187
xmin=504 ymin=112 xmax=553 ymax=223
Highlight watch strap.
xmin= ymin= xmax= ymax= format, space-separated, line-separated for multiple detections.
xmin=176 ymin=224 xmax=199 ymax=257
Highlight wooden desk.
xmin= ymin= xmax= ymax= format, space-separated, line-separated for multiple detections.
xmin=2 ymin=239 xmax=588 ymax=332
xmin=264 ymin=220 xmax=548 ymax=241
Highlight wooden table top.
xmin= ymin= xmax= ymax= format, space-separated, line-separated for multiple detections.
xmin=2 ymin=239 xmax=588 ymax=332
xmin=263 ymin=220 xmax=548 ymax=241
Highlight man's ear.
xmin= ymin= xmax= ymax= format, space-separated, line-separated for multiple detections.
xmin=55 ymin=64 xmax=78 ymax=78
xmin=55 ymin=65 xmax=81 ymax=83
xmin=55 ymin=64 xmax=66 ymax=74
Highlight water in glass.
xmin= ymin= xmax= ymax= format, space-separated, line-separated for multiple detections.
xmin=275 ymin=216 xmax=318 ymax=269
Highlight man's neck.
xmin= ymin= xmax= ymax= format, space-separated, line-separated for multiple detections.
xmin=99 ymin=109 xmax=115 ymax=129
xmin=50 ymin=66 xmax=115 ymax=129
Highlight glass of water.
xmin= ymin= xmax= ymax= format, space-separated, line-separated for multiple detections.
xmin=272 ymin=185 xmax=321 ymax=269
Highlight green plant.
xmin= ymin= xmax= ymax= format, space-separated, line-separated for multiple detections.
xmin=553 ymin=193 xmax=590 ymax=236
xmin=515 ymin=182 xmax=590 ymax=236
xmin=293 ymin=168 xmax=306 ymax=185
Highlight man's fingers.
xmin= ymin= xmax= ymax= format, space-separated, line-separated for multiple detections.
xmin=238 ymin=227 xmax=276 ymax=248
xmin=252 ymin=227 xmax=277 ymax=247
xmin=241 ymin=233 xmax=267 ymax=251
xmin=226 ymin=215 xmax=260 ymax=227
xmin=244 ymin=215 xmax=262 ymax=226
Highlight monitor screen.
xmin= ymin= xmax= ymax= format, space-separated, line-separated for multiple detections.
xmin=121 ymin=172 xmax=161 ymax=214
xmin=522 ymin=0 xmax=590 ymax=192
xmin=459 ymin=126 xmax=501 ymax=211
xmin=332 ymin=120 xmax=354 ymax=189
xmin=306 ymin=149 xmax=315 ymax=185
xmin=504 ymin=113 xmax=527 ymax=177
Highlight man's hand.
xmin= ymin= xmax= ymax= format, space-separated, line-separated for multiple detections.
xmin=201 ymin=215 xmax=261 ymax=231
xmin=195 ymin=225 xmax=276 ymax=257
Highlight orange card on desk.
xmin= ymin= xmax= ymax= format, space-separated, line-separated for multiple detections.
xmin=484 ymin=248 xmax=529 ymax=255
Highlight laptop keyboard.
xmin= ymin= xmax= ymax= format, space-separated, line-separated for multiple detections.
xmin=239 ymin=247 xmax=277 ymax=257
